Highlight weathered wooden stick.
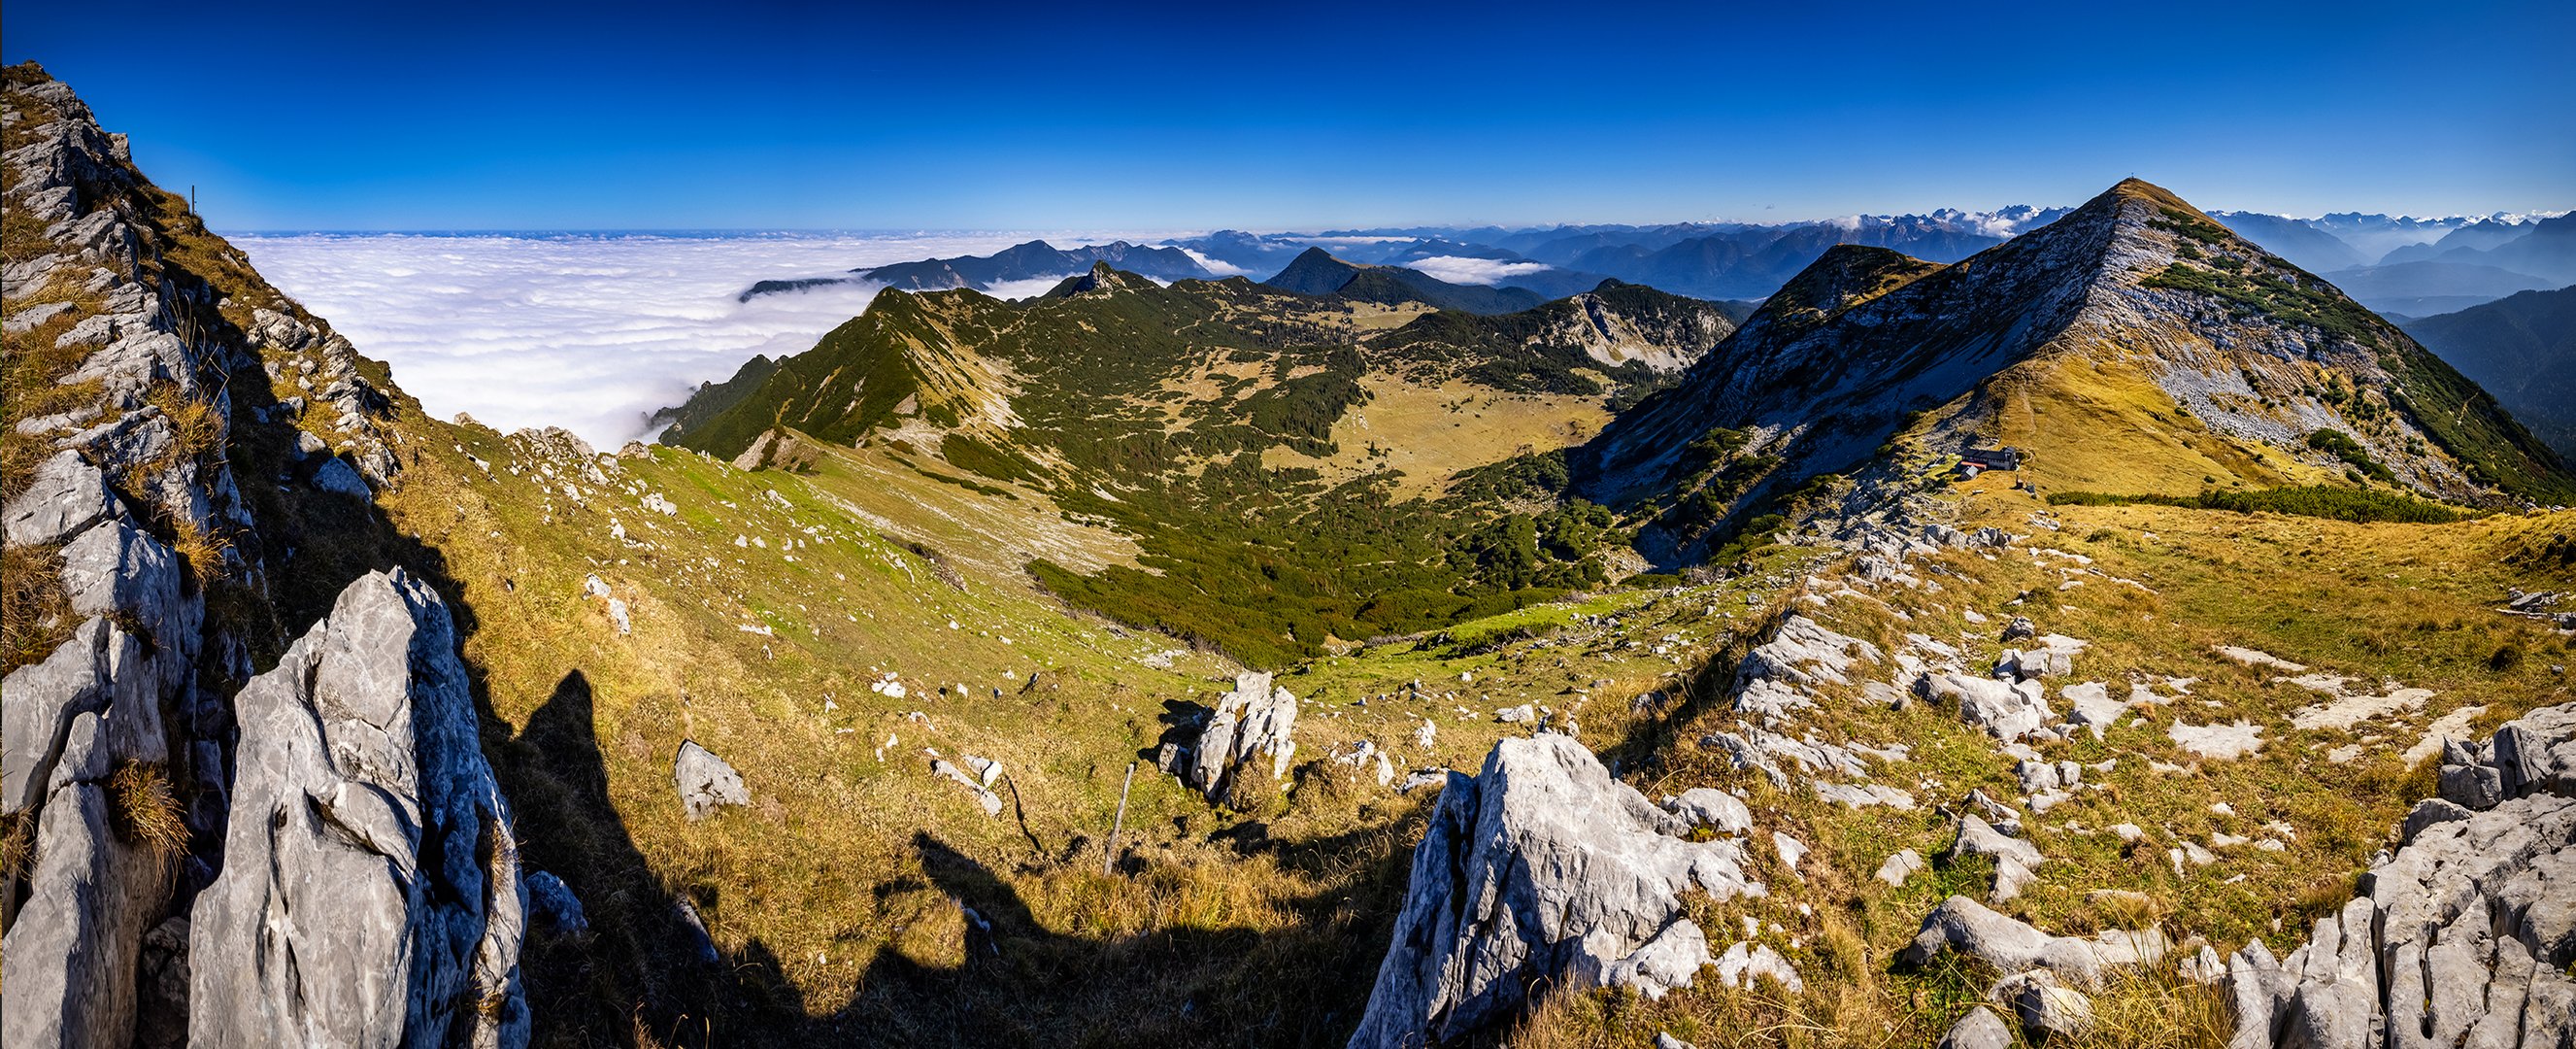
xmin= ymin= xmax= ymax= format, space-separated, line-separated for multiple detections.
xmin=1104 ymin=761 xmax=1137 ymax=875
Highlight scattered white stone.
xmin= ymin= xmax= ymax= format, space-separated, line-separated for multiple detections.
xmin=1772 ymin=831 xmax=1808 ymax=877
xmin=2214 ymin=646 xmax=2307 ymax=672
xmin=1876 ymin=849 xmax=1926 ymax=888
xmin=1713 ymin=940 xmax=1804 ymax=992
xmin=2168 ymin=720 xmax=2264 ymax=760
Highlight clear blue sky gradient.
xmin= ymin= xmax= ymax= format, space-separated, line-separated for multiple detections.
xmin=6 ymin=0 xmax=2569 ymax=231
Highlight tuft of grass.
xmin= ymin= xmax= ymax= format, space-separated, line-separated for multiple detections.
xmin=109 ymin=761 xmax=189 ymax=867
xmin=165 ymin=514 xmax=231 ymax=590
xmin=2086 ymin=889 xmax=2169 ymax=931
xmin=3 ymin=542 xmax=74 ymax=675
xmin=0 ymin=809 xmax=33 ymax=884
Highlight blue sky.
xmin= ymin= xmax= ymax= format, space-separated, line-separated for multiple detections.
xmin=6 ymin=0 xmax=2569 ymax=230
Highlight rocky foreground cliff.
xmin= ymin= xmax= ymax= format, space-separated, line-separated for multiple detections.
xmin=4 ymin=64 xmax=526 ymax=1047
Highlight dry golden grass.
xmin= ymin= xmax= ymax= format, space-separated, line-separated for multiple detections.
xmin=1981 ymin=353 xmax=2295 ymax=497
xmin=108 ymin=761 xmax=189 ymax=868
xmin=1261 ymin=376 xmax=1612 ymax=498
xmin=2 ymin=541 xmax=72 ymax=675
xmin=0 ymin=809 xmax=33 ymax=885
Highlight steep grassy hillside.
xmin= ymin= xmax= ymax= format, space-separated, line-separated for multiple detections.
xmin=2402 ymin=285 xmax=2576 ymax=459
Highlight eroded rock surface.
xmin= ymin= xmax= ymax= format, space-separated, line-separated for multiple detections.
xmin=1347 ymin=734 xmax=1761 ymax=1047
xmin=1187 ymin=671 xmax=1299 ymax=804
xmin=187 ymin=569 xmax=529 ymax=1048
xmin=2225 ymin=701 xmax=2576 ymax=1049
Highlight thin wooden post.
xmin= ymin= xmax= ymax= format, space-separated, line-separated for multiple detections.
xmin=1103 ymin=761 xmax=1136 ymax=875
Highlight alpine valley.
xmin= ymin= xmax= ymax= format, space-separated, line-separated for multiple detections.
xmin=6 ymin=58 xmax=2576 ymax=1049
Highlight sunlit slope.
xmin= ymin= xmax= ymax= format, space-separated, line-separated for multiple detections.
xmin=1586 ymin=179 xmax=2574 ymax=561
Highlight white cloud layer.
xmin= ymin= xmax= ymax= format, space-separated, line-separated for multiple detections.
xmin=1173 ymin=246 xmax=1252 ymax=277
xmin=1403 ymin=255 xmax=1556 ymax=287
xmin=231 ymin=231 xmax=1153 ymax=448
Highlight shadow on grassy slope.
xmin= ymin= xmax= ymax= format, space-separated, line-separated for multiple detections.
xmin=498 ymin=668 xmax=1422 ymax=1047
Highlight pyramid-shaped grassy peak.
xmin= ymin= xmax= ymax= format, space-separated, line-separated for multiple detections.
xmin=1261 ymin=247 xmax=1369 ymax=295
xmin=2102 ymin=176 xmax=2199 ymax=211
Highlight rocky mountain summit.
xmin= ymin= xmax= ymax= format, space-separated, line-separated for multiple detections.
xmin=1579 ymin=179 xmax=2571 ymax=562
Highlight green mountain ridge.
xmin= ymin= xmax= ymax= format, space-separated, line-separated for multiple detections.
xmin=664 ymin=261 xmax=1739 ymax=664
xmin=2402 ymin=284 xmax=2576 ymax=459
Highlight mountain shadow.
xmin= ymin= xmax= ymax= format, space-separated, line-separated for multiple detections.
xmin=492 ymin=670 xmax=1422 ymax=1047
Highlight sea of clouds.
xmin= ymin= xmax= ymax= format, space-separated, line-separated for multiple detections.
xmin=231 ymin=230 xmax=1155 ymax=448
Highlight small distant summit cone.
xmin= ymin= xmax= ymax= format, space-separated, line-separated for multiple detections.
xmin=1043 ymin=261 xmax=1155 ymax=298
xmin=2100 ymin=176 xmax=2209 ymax=216
xmin=1262 ymin=247 xmax=1368 ymax=295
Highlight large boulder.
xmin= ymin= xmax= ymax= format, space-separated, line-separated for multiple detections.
xmin=675 ymin=740 xmax=750 ymax=820
xmin=1187 ymin=671 xmax=1299 ymax=805
xmin=187 ymin=569 xmax=529 ymax=1048
xmin=1346 ymin=734 xmax=1761 ymax=1047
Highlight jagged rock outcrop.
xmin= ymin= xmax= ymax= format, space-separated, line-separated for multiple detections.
xmin=2436 ymin=701 xmax=2576 ymax=809
xmin=188 ymin=568 xmax=529 ymax=1048
xmin=2 ymin=480 xmax=203 ymax=1049
xmin=1186 ymin=671 xmax=1298 ymax=805
xmin=1347 ymin=734 xmax=1763 ymax=1047
xmin=3 ymin=63 xmax=379 ymax=1047
xmin=2225 ymin=701 xmax=2576 ymax=1049
xmin=0 ymin=612 xmax=183 ymax=1049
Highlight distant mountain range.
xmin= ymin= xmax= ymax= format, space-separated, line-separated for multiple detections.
xmin=738 ymin=239 xmax=1212 ymax=301
xmin=734 ymin=205 xmax=2571 ymax=324
xmin=1260 ymin=248 xmax=1549 ymax=314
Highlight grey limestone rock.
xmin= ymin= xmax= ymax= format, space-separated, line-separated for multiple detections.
xmin=1665 ymin=787 xmax=1753 ymax=835
xmin=524 ymin=871 xmax=588 ymax=936
xmin=2225 ymin=701 xmax=2576 ymax=1049
xmin=1925 ymin=672 xmax=2053 ymax=741
xmin=1346 ymin=734 xmax=1759 ymax=1047
xmin=1938 ymin=1005 xmax=2016 ymax=1049
xmin=1995 ymin=968 xmax=2094 ymax=1038
xmin=186 ymin=568 xmax=529 ymax=1049
xmin=1902 ymin=895 xmax=2165 ymax=990
xmin=675 ymin=739 xmax=751 ymax=820
xmin=1188 ymin=671 xmax=1298 ymax=805
xmin=313 ymin=455 xmax=374 ymax=498
xmin=3 ymin=449 xmax=114 ymax=547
